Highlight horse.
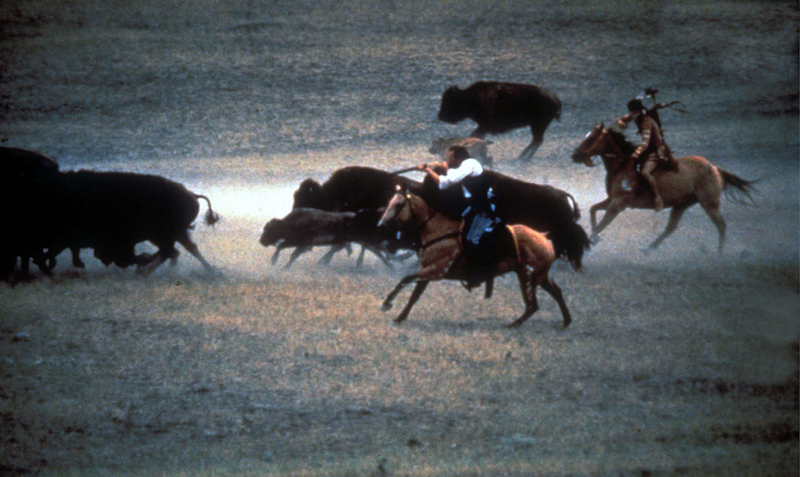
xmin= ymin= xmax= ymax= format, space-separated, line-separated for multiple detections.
xmin=377 ymin=186 xmax=571 ymax=328
xmin=571 ymin=124 xmax=755 ymax=252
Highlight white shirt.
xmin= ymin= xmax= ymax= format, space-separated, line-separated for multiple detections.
xmin=438 ymin=158 xmax=484 ymax=190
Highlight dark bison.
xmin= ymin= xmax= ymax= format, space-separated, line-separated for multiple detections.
xmin=292 ymin=165 xmax=423 ymax=212
xmin=259 ymin=208 xmax=406 ymax=269
xmin=1 ymin=147 xmax=67 ymax=280
xmin=49 ymin=170 xmax=219 ymax=273
xmin=421 ymin=170 xmax=590 ymax=270
xmin=292 ymin=166 xmax=422 ymax=259
xmin=437 ymin=81 xmax=561 ymax=161
xmin=292 ymin=165 xmax=589 ymax=270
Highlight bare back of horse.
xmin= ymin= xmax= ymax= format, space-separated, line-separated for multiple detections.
xmin=572 ymin=124 xmax=755 ymax=252
xmin=378 ymin=188 xmax=571 ymax=328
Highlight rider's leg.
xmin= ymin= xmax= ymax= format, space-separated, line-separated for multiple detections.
xmin=641 ymin=159 xmax=663 ymax=212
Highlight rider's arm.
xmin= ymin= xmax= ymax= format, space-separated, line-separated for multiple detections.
xmin=438 ymin=159 xmax=483 ymax=189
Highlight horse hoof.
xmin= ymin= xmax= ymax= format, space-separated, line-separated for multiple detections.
xmin=381 ymin=303 xmax=393 ymax=312
xmin=590 ymin=234 xmax=601 ymax=245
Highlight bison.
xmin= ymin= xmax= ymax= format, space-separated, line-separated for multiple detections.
xmin=292 ymin=166 xmax=423 ymax=212
xmin=437 ymin=81 xmax=561 ymax=161
xmin=292 ymin=165 xmax=589 ymax=270
xmin=49 ymin=170 xmax=219 ymax=273
xmin=0 ymin=147 xmax=67 ymax=280
xmin=259 ymin=208 xmax=407 ymax=269
xmin=420 ymin=170 xmax=589 ymax=270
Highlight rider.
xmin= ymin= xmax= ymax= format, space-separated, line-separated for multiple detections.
xmin=616 ymin=98 xmax=674 ymax=212
xmin=419 ymin=145 xmax=503 ymax=289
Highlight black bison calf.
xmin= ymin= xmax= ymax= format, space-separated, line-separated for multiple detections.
xmin=259 ymin=208 xmax=408 ymax=269
xmin=437 ymin=81 xmax=561 ymax=161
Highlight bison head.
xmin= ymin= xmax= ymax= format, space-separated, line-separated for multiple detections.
xmin=437 ymin=86 xmax=468 ymax=124
xmin=292 ymin=178 xmax=326 ymax=210
xmin=259 ymin=218 xmax=285 ymax=247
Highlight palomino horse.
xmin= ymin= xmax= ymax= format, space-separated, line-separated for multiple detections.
xmin=571 ymin=124 xmax=755 ymax=251
xmin=377 ymin=186 xmax=571 ymax=328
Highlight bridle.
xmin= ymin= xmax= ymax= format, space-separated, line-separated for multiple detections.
xmin=574 ymin=126 xmax=629 ymax=172
xmin=573 ymin=126 xmax=607 ymax=163
xmin=393 ymin=191 xmax=458 ymax=251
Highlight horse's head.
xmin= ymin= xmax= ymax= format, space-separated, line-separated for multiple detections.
xmin=378 ymin=184 xmax=413 ymax=228
xmin=571 ymin=123 xmax=608 ymax=167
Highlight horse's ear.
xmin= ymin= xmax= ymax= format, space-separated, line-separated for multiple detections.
xmin=599 ymin=122 xmax=605 ymax=130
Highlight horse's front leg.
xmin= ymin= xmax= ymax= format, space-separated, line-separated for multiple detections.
xmin=589 ymin=197 xmax=612 ymax=231
xmin=394 ymin=281 xmax=429 ymax=323
xmin=381 ymin=273 xmax=418 ymax=311
xmin=591 ymin=197 xmax=628 ymax=241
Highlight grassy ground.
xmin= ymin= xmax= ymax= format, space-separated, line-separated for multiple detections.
xmin=2 ymin=248 xmax=797 ymax=476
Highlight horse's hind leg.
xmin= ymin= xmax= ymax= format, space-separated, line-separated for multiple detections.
xmin=645 ymin=202 xmax=692 ymax=252
xmin=541 ymin=276 xmax=571 ymax=327
xmin=700 ymin=203 xmax=726 ymax=252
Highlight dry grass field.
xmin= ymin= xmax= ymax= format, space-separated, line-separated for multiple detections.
xmin=1 ymin=1 xmax=798 ymax=475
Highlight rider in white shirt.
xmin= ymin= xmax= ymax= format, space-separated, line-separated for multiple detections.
xmin=419 ymin=146 xmax=502 ymax=290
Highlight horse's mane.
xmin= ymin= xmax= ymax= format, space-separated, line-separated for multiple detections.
xmin=607 ymin=129 xmax=637 ymax=156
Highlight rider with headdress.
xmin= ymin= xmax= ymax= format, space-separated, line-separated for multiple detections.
xmin=419 ymin=145 xmax=503 ymax=289
xmin=616 ymin=97 xmax=676 ymax=212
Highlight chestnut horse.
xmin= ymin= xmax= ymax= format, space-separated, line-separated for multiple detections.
xmin=571 ymin=124 xmax=755 ymax=251
xmin=377 ymin=186 xmax=571 ymax=328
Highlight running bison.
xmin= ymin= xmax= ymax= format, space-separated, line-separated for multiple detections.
xmin=292 ymin=166 xmax=423 ymax=212
xmin=437 ymin=81 xmax=561 ymax=161
xmin=260 ymin=208 xmax=407 ymax=269
xmin=49 ymin=170 xmax=219 ymax=273
xmin=0 ymin=147 xmax=66 ymax=279
xmin=292 ymin=165 xmax=589 ymax=270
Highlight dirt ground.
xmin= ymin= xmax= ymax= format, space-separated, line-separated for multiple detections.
xmin=1 ymin=1 xmax=798 ymax=476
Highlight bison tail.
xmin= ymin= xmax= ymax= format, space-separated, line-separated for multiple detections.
xmin=551 ymin=222 xmax=591 ymax=272
xmin=565 ymin=192 xmax=581 ymax=222
xmin=195 ymin=194 xmax=221 ymax=226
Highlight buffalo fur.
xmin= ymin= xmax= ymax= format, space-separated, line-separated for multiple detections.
xmin=437 ymin=81 xmax=561 ymax=161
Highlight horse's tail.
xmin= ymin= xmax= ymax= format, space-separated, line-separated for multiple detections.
xmin=195 ymin=194 xmax=221 ymax=225
xmin=718 ymin=168 xmax=757 ymax=205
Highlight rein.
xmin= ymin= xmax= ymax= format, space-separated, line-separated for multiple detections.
xmin=403 ymin=194 xmax=460 ymax=251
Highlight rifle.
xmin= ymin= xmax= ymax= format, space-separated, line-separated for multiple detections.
xmin=389 ymin=165 xmax=422 ymax=175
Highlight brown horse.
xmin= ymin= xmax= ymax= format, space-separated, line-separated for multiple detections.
xmin=571 ymin=124 xmax=755 ymax=252
xmin=377 ymin=186 xmax=571 ymax=328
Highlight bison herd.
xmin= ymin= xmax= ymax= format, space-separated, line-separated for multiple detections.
xmin=2 ymin=146 xmax=219 ymax=281
xmin=5 ymin=78 xmax=587 ymax=326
